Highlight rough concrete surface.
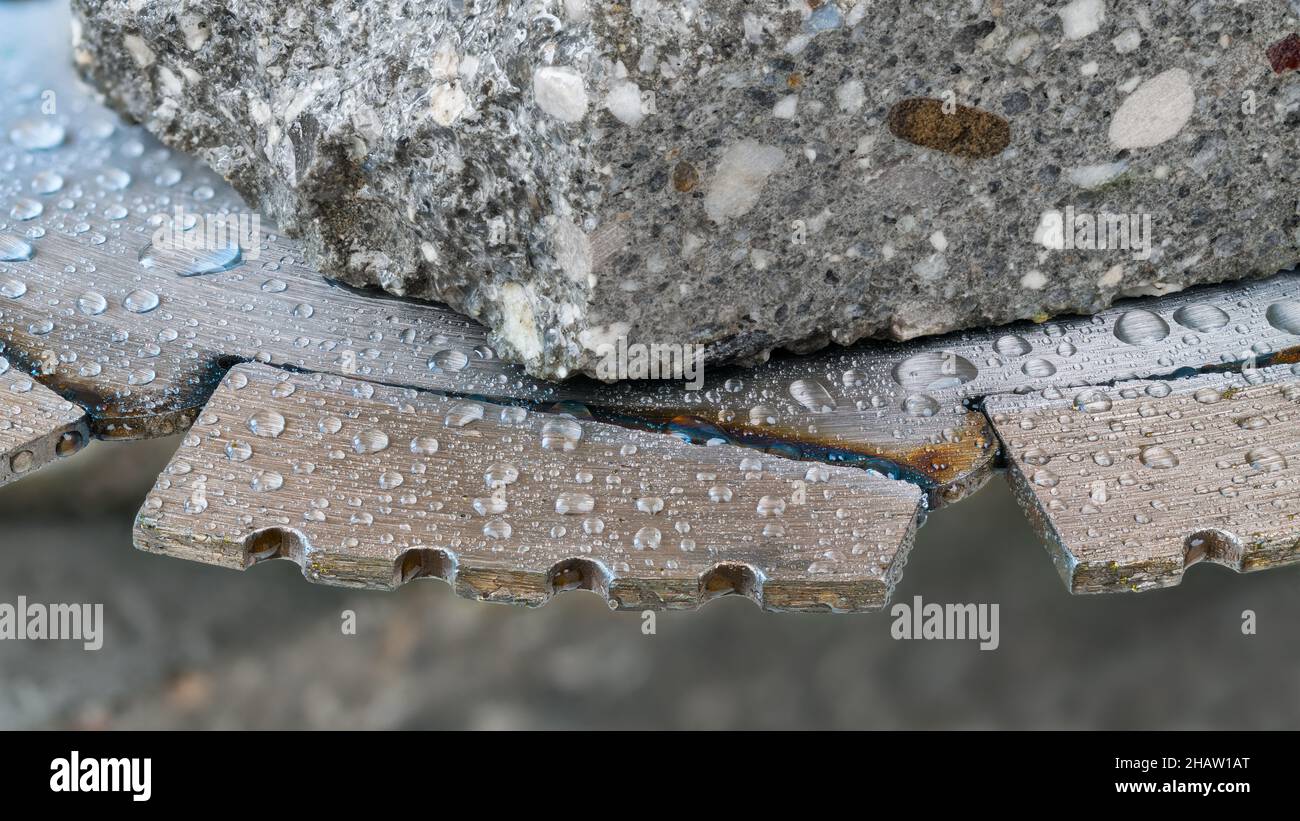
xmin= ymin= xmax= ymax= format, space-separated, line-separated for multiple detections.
xmin=70 ymin=1 xmax=1300 ymax=380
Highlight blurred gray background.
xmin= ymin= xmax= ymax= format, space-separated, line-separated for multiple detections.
xmin=1 ymin=436 xmax=1298 ymax=730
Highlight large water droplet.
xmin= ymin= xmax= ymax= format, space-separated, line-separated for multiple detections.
xmin=902 ymin=393 xmax=940 ymax=417
xmin=96 ymin=167 xmax=131 ymax=190
xmin=248 ymin=410 xmax=286 ymax=438
xmin=429 ymin=348 xmax=469 ymax=372
xmin=0 ymin=276 xmax=27 ymax=299
xmin=541 ymin=417 xmax=583 ymax=451
xmin=1139 ymin=445 xmax=1179 ymax=469
xmin=445 ymin=401 xmax=484 ymax=428
xmin=410 ymin=436 xmax=439 ymax=456
xmin=9 ymin=119 xmax=65 ymax=150
xmin=994 ymin=334 xmax=1031 ymax=357
xmin=251 ymin=470 xmax=284 ymax=492
xmin=0 ymin=236 xmax=34 ymax=262
xmin=485 ymin=463 xmax=519 ymax=487
xmin=76 ymin=291 xmax=108 ymax=315
xmin=788 ymin=378 xmax=837 ymax=413
xmin=892 ymin=351 xmax=978 ymax=391
xmin=756 ymin=495 xmax=787 ymax=517
xmin=1172 ymin=303 xmax=1229 ymax=332
xmin=31 ymin=170 xmax=63 ymax=194
xmin=1114 ymin=309 xmax=1170 ymax=345
xmin=123 ymin=288 xmax=160 ymax=313
xmin=139 ymin=240 xmax=243 ymax=277
xmin=352 ymin=428 xmax=390 ymax=454
xmin=9 ymin=198 xmax=43 ymax=221
xmin=225 ymin=440 xmax=253 ymax=462
xmin=556 ymin=492 xmax=595 ymax=515
xmin=1247 ymin=446 xmax=1287 ymax=473
xmin=1265 ymin=301 xmax=1300 ymax=335
xmin=1073 ymin=389 xmax=1113 ymax=413
xmin=1022 ymin=357 xmax=1056 ymax=378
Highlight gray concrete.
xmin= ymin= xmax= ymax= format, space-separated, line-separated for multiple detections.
xmin=70 ymin=1 xmax=1300 ymax=379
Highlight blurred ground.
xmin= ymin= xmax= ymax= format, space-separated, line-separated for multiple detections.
xmin=1 ymin=435 xmax=1298 ymax=730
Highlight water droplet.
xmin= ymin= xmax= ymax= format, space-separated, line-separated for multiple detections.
xmin=9 ymin=450 xmax=34 ymax=474
xmin=1032 ymin=469 xmax=1059 ymax=488
xmin=892 ymin=351 xmax=978 ymax=391
xmin=1114 ymin=309 xmax=1170 ymax=345
xmin=75 ymin=290 xmax=108 ymax=315
xmin=1247 ymin=446 xmax=1287 ymax=473
xmin=556 ymin=492 xmax=595 ymax=515
xmin=636 ymin=496 xmax=665 ymax=514
xmin=634 ymin=526 xmax=662 ymax=550
xmin=445 ymin=401 xmax=484 ymax=427
xmin=123 ymin=288 xmax=160 ymax=313
xmin=1023 ymin=447 xmax=1051 ymax=466
xmin=485 ymin=463 xmax=519 ymax=487
xmin=902 ymin=393 xmax=940 ymax=417
xmin=1265 ymin=301 xmax=1300 ymax=335
xmin=248 ymin=410 xmax=286 ymax=438
xmin=483 ymin=519 xmax=512 ymax=539
xmin=1073 ymin=389 xmax=1113 ymax=413
xmin=749 ymin=404 xmax=777 ymax=425
xmin=9 ymin=119 xmax=65 ymax=150
xmin=1139 ymin=445 xmax=1179 ymax=469
xmin=994 ymin=334 xmax=1031 ymax=357
xmin=1172 ymin=303 xmax=1229 ymax=332
xmin=139 ymin=241 xmax=243 ymax=277
xmin=96 ymin=167 xmax=131 ymax=190
xmin=0 ymin=276 xmax=27 ymax=298
xmin=788 ymin=378 xmax=837 ymax=413
xmin=410 ymin=436 xmax=439 ymax=455
xmin=841 ymin=369 xmax=867 ymax=388
xmin=0 ymin=237 xmax=34 ymax=262
xmin=9 ymin=198 xmax=42 ymax=221
xmin=251 ymin=470 xmax=284 ymax=492
xmin=429 ymin=348 xmax=469 ymax=372
xmin=1022 ymin=357 xmax=1056 ymax=378
xmin=757 ymin=495 xmax=787 ymax=517
xmin=225 ymin=440 xmax=253 ymax=462
xmin=352 ymin=428 xmax=390 ymax=454
xmin=31 ymin=170 xmax=63 ymax=194
xmin=541 ymin=417 xmax=583 ymax=451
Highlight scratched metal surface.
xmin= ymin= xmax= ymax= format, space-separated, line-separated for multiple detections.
xmin=3 ymin=0 xmax=1300 ymax=604
xmin=988 ymin=362 xmax=1300 ymax=593
xmin=135 ymin=363 xmax=924 ymax=612
xmin=0 ymin=354 xmax=87 ymax=487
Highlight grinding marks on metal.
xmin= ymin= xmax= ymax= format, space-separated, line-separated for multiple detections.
xmin=0 ymin=356 xmax=88 ymax=487
xmin=987 ymin=364 xmax=1300 ymax=594
xmin=135 ymin=363 xmax=925 ymax=612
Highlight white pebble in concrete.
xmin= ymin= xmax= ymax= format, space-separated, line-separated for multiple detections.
xmin=533 ymin=66 xmax=589 ymax=123
xmin=606 ymin=80 xmax=644 ymax=126
xmin=705 ymin=141 xmax=786 ymax=223
xmin=1108 ymin=68 xmax=1195 ymax=149
xmin=1059 ymin=0 xmax=1105 ymax=40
